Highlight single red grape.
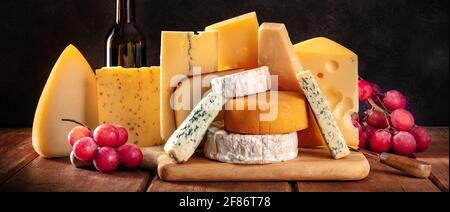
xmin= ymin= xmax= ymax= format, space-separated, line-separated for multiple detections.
xmin=363 ymin=122 xmax=377 ymax=139
xmin=365 ymin=109 xmax=389 ymax=129
xmin=410 ymin=126 xmax=432 ymax=152
xmin=68 ymin=126 xmax=93 ymax=147
xmin=70 ymin=151 xmax=93 ymax=168
xmin=73 ymin=137 xmax=97 ymax=161
xmin=114 ymin=125 xmax=128 ymax=147
xmin=359 ymin=131 xmax=368 ymax=149
xmin=392 ymin=131 xmax=417 ymax=156
xmin=390 ymin=109 xmax=415 ymax=131
xmin=93 ymin=124 xmax=119 ymax=147
xmin=93 ymin=147 xmax=119 ymax=173
xmin=371 ymin=83 xmax=383 ymax=96
xmin=358 ymin=80 xmax=373 ymax=101
xmin=117 ymin=144 xmax=143 ymax=169
xmin=383 ymin=90 xmax=407 ymax=111
xmin=369 ymin=130 xmax=392 ymax=154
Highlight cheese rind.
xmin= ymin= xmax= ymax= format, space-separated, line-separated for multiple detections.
xmin=204 ymin=122 xmax=298 ymax=164
xmin=224 ymin=91 xmax=308 ymax=135
xmin=160 ymin=31 xmax=218 ymax=142
xmin=258 ymin=23 xmax=303 ymax=92
xmin=205 ymin=12 xmax=259 ymax=70
xmin=211 ymin=66 xmax=270 ymax=98
xmin=96 ymin=66 xmax=162 ymax=147
xmin=297 ymin=71 xmax=350 ymax=159
xmin=294 ymin=37 xmax=359 ymax=147
xmin=164 ymin=92 xmax=226 ymax=163
xmin=32 ymin=45 xmax=98 ymax=158
xmin=173 ymin=69 xmax=243 ymax=127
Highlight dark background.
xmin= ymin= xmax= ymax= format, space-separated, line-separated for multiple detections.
xmin=0 ymin=0 xmax=448 ymax=127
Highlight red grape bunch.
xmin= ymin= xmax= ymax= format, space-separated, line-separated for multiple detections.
xmin=355 ymin=79 xmax=432 ymax=156
xmin=67 ymin=124 xmax=143 ymax=173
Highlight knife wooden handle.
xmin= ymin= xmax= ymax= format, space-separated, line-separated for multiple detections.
xmin=380 ymin=152 xmax=432 ymax=178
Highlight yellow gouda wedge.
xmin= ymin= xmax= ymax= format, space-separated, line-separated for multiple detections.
xmin=32 ymin=45 xmax=98 ymax=158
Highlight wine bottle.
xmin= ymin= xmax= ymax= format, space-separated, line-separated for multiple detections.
xmin=106 ymin=0 xmax=146 ymax=68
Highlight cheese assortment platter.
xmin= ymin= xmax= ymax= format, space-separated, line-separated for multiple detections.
xmin=31 ymin=11 xmax=433 ymax=181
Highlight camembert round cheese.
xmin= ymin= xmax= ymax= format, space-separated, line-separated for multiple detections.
xmin=204 ymin=122 xmax=298 ymax=164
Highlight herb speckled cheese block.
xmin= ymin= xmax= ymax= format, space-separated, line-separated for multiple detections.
xmin=96 ymin=67 xmax=162 ymax=147
xmin=164 ymin=92 xmax=226 ymax=163
xmin=204 ymin=122 xmax=298 ymax=164
xmin=297 ymin=71 xmax=350 ymax=159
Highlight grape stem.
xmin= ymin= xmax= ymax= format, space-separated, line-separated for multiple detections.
xmin=367 ymin=98 xmax=385 ymax=113
xmin=61 ymin=119 xmax=91 ymax=131
xmin=367 ymin=98 xmax=393 ymax=131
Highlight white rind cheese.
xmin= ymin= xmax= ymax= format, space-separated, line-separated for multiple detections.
xmin=164 ymin=92 xmax=226 ymax=163
xmin=297 ymin=71 xmax=350 ymax=159
xmin=211 ymin=66 xmax=271 ymax=98
xmin=204 ymin=122 xmax=298 ymax=164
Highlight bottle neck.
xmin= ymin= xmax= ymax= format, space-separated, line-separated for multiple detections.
xmin=116 ymin=0 xmax=135 ymax=24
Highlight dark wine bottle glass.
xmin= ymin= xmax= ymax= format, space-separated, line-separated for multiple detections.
xmin=106 ymin=0 xmax=146 ymax=68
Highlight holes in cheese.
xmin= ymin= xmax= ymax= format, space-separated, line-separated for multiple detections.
xmin=224 ymin=91 xmax=308 ymax=135
xmin=294 ymin=37 xmax=359 ymax=147
xmin=96 ymin=67 xmax=162 ymax=147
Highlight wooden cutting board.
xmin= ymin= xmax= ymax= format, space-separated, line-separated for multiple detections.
xmin=142 ymin=146 xmax=370 ymax=181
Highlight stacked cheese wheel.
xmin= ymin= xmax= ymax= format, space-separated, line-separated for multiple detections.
xmin=204 ymin=91 xmax=308 ymax=164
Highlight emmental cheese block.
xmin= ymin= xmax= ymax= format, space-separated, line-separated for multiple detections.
xmin=204 ymin=122 xmax=298 ymax=164
xmin=294 ymin=37 xmax=359 ymax=147
xmin=160 ymin=31 xmax=218 ymax=142
xmin=258 ymin=23 xmax=303 ymax=92
xmin=224 ymin=91 xmax=308 ymax=135
xmin=297 ymin=71 xmax=350 ymax=159
xmin=32 ymin=45 xmax=98 ymax=158
xmin=205 ymin=12 xmax=259 ymax=70
xmin=96 ymin=67 xmax=162 ymax=147
xmin=172 ymin=69 xmax=243 ymax=127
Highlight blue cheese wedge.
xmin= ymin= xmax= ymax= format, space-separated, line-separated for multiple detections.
xmin=164 ymin=92 xmax=226 ymax=163
xmin=211 ymin=66 xmax=271 ymax=98
xmin=297 ymin=71 xmax=350 ymax=159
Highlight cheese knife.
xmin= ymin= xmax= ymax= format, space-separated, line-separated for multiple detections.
xmin=350 ymin=147 xmax=432 ymax=178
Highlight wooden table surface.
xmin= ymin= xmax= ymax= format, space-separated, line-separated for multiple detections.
xmin=0 ymin=127 xmax=448 ymax=192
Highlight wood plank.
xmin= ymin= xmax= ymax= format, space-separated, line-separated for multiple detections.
xmin=143 ymin=147 xmax=369 ymax=182
xmin=296 ymin=127 xmax=448 ymax=192
xmin=0 ymin=157 xmax=152 ymax=192
xmin=0 ymin=129 xmax=38 ymax=185
xmin=147 ymin=176 xmax=292 ymax=192
xmin=417 ymin=127 xmax=449 ymax=192
xmin=296 ymin=157 xmax=440 ymax=192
